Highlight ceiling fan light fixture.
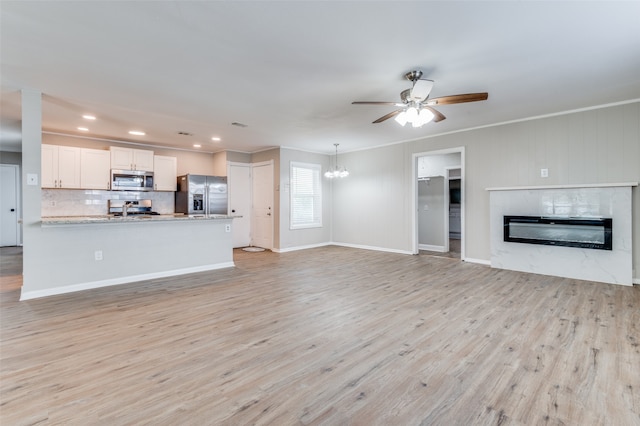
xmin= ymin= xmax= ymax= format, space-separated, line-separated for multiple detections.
xmin=406 ymin=106 xmax=418 ymax=122
xmin=417 ymin=108 xmax=435 ymax=125
xmin=394 ymin=111 xmax=408 ymax=126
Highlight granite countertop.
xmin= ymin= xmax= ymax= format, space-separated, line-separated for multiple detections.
xmin=41 ymin=214 xmax=240 ymax=225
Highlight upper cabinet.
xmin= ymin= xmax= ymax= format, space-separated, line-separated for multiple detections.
xmin=41 ymin=144 xmax=81 ymax=189
xmin=80 ymin=148 xmax=111 ymax=190
xmin=110 ymin=146 xmax=154 ymax=171
xmin=153 ymin=155 xmax=177 ymax=191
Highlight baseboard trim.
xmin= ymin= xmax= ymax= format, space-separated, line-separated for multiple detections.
xmin=331 ymin=242 xmax=414 ymax=255
xmin=633 ymin=277 xmax=639 ymax=285
xmin=419 ymin=244 xmax=446 ymax=252
xmin=20 ymin=261 xmax=236 ymax=301
xmin=272 ymin=242 xmax=333 ymax=253
xmin=464 ymin=257 xmax=491 ymax=266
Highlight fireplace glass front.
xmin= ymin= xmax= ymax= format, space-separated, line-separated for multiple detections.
xmin=503 ymin=216 xmax=612 ymax=250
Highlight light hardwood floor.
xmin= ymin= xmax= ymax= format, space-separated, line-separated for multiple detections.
xmin=1 ymin=246 xmax=639 ymax=425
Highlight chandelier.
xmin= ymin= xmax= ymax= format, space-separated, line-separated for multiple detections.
xmin=325 ymin=143 xmax=349 ymax=179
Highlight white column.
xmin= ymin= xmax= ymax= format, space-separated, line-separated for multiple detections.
xmin=21 ymin=89 xmax=42 ymax=297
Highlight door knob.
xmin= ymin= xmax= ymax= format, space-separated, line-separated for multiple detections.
xmin=10 ymin=208 xmax=15 ymax=212
xmin=232 ymin=209 xmax=236 ymax=213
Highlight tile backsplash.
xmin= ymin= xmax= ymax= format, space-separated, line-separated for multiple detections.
xmin=42 ymin=190 xmax=175 ymax=217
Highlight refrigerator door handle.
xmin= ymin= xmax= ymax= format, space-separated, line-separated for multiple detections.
xmin=204 ymin=184 xmax=209 ymax=217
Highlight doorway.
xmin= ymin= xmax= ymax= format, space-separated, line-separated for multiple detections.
xmin=0 ymin=164 xmax=20 ymax=247
xmin=412 ymin=147 xmax=465 ymax=260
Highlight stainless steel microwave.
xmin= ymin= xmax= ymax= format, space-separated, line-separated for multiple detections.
xmin=111 ymin=169 xmax=154 ymax=191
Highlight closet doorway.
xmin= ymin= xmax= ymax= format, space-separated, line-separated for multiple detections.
xmin=412 ymin=147 xmax=465 ymax=260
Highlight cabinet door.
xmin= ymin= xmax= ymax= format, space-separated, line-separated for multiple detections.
xmin=153 ymin=155 xmax=177 ymax=191
xmin=110 ymin=146 xmax=133 ymax=170
xmin=41 ymin=144 xmax=59 ymax=188
xmin=133 ymin=149 xmax=154 ymax=171
xmin=57 ymin=146 xmax=81 ymax=188
xmin=81 ymin=149 xmax=111 ymax=189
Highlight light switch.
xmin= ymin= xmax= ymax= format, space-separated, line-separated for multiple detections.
xmin=27 ymin=173 xmax=38 ymax=185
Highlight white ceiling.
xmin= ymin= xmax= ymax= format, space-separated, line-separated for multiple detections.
xmin=2 ymin=1 xmax=640 ymax=155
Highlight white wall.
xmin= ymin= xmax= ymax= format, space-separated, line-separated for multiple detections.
xmin=418 ymin=177 xmax=445 ymax=247
xmin=418 ymin=153 xmax=461 ymax=178
xmin=333 ymin=102 xmax=640 ymax=278
xmin=333 ymin=145 xmax=410 ymax=252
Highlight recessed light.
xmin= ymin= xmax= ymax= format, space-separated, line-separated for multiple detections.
xmin=128 ymin=130 xmax=145 ymax=136
xmin=211 ymin=137 xmax=221 ymax=142
xmin=77 ymin=127 xmax=89 ymax=131
xmin=193 ymin=144 xmax=201 ymax=148
xmin=82 ymin=114 xmax=96 ymax=120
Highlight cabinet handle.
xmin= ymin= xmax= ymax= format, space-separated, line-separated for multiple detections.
xmin=59 ymin=180 xmax=62 ymax=188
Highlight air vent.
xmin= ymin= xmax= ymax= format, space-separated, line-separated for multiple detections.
xmin=231 ymin=122 xmax=248 ymax=128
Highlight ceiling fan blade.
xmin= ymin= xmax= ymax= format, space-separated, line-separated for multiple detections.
xmin=424 ymin=106 xmax=446 ymax=122
xmin=426 ymin=92 xmax=489 ymax=106
xmin=410 ymin=79 xmax=434 ymax=101
xmin=373 ymin=110 xmax=402 ymax=124
xmin=352 ymin=101 xmax=401 ymax=106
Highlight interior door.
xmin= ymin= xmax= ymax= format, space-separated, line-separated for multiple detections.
xmin=227 ymin=163 xmax=251 ymax=248
xmin=251 ymin=161 xmax=274 ymax=250
xmin=0 ymin=164 xmax=19 ymax=246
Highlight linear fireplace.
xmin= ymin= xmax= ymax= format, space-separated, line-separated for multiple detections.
xmin=503 ymin=216 xmax=612 ymax=250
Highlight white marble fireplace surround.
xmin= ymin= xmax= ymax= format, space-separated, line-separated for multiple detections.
xmin=488 ymin=183 xmax=637 ymax=286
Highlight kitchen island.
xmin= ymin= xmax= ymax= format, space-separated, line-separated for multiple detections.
xmin=21 ymin=214 xmax=240 ymax=300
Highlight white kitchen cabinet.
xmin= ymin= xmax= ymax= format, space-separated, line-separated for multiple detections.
xmin=153 ymin=155 xmax=177 ymax=191
xmin=110 ymin=146 xmax=154 ymax=171
xmin=41 ymin=144 xmax=81 ymax=189
xmin=81 ymin=148 xmax=111 ymax=190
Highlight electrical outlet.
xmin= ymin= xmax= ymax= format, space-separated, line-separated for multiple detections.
xmin=225 ymin=224 xmax=231 ymax=233
xmin=49 ymin=200 xmax=57 ymax=207
xmin=540 ymin=168 xmax=549 ymax=178
xmin=94 ymin=250 xmax=103 ymax=261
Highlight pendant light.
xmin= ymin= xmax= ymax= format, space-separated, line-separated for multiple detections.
xmin=325 ymin=143 xmax=349 ymax=179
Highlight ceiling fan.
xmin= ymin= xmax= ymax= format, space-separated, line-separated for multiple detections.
xmin=352 ymin=70 xmax=488 ymax=127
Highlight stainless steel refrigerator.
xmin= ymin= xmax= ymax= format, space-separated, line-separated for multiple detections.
xmin=175 ymin=175 xmax=228 ymax=216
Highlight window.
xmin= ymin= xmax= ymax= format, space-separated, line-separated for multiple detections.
xmin=290 ymin=162 xmax=322 ymax=229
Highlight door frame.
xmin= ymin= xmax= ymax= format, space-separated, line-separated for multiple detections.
xmin=0 ymin=163 xmax=21 ymax=246
xmin=411 ymin=147 xmax=465 ymax=260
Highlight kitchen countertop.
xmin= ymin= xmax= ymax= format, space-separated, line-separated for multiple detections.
xmin=41 ymin=214 xmax=240 ymax=226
